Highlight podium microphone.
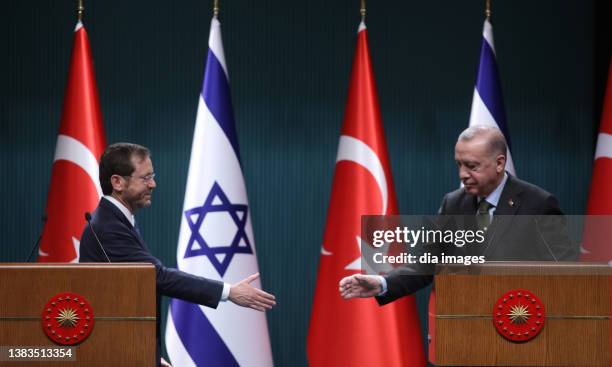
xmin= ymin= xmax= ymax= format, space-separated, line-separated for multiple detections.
xmin=85 ymin=212 xmax=111 ymax=263
xmin=25 ymin=214 xmax=47 ymax=262
xmin=534 ymin=217 xmax=559 ymax=262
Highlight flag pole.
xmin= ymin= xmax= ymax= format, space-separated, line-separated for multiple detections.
xmin=213 ymin=0 xmax=220 ymax=17
xmin=77 ymin=0 xmax=84 ymax=22
xmin=360 ymin=0 xmax=366 ymax=22
xmin=485 ymin=0 xmax=491 ymax=20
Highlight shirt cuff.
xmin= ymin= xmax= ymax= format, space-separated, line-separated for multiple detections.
xmin=375 ymin=275 xmax=388 ymax=296
xmin=220 ymin=282 xmax=231 ymax=301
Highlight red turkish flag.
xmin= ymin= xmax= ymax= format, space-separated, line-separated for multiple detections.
xmin=582 ymin=61 xmax=612 ymax=262
xmin=307 ymin=22 xmax=425 ymax=367
xmin=38 ymin=22 xmax=106 ymax=262
xmin=581 ymin=60 xmax=612 ymax=367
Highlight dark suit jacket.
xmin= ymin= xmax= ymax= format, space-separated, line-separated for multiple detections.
xmin=377 ymin=174 xmax=578 ymax=305
xmin=80 ymin=197 xmax=224 ymax=363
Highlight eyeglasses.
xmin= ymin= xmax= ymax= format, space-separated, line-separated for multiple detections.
xmin=121 ymin=172 xmax=156 ymax=183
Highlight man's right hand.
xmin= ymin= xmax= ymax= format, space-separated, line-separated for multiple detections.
xmin=339 ymin=274 xmax=382 ymax=299
xmin=229 ymin=273 xmax=276 ymax=311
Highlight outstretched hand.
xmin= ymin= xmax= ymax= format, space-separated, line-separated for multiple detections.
xmin=339 ymin=274 xmax=382 ymax=299
xmin=229 ymin=273 xmax=276 ymax=311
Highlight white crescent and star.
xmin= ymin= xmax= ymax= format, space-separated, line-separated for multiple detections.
xmin=53 ymin=134 xmax=103 ymax=198
xmin=580 ymin=132 xmax=612 ymax=262
xmin=321 ymin=135 xmax=389 ymax=273
xmin=39 ymin=134 xmax=102 ymax=262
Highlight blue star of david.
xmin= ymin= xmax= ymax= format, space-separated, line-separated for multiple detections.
xmin=183 ymin=181 xmax=253 ymax=277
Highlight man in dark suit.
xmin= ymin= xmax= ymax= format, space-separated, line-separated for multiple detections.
xmin=339 ymin=125 xmax=577 ymax=302
xmin=80 ymin=143 xmax=275 ymax=367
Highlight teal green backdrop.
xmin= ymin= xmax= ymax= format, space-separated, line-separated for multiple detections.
xmin=1 ymin=0 xmax=610 ymax=365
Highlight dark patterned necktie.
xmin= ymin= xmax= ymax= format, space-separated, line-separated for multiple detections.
xmin=133 ymin=221 xmax=142 ymax=237
xmin=477 ymin=199 xmax=493 ymax=230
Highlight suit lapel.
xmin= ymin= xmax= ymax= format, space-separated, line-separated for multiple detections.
xmin=494 ymin=174 xmax=523 ymax=216
xmin=483 ymin=174 xmax=523 ymax=257
xmin=101 ymin=198 xmax=133 ymax=228
xmin=451 ymin=194 xmax=479 ymax=243
xmin=131 ymin=221 xmax=150 ymax=250
xmin=101 ymin=198 xmax=148 ymax=249
xmin=460 ymin=193 xmax=478 ymax=215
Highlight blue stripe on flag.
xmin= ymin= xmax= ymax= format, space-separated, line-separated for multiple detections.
xmin=170 ymin=298 xmax=239 ymax=366
xmin=475 ymin=39 xmax=513 ymax=151
xmin=202 ymin=50 xmax=242 ymax=162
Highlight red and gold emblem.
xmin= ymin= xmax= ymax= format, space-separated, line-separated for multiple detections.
xmin=493 ymin=289 xmax=545 ymax=342
xmin=41 ymin=292 xmax=95 ymax=345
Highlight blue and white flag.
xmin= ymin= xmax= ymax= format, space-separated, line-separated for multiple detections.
xmin=468 ymin=19 xmax=516 ymax=175
xmin=165 ymin=16 xmax=273 ymax=367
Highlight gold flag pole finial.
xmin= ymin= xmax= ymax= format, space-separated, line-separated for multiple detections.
xmin=77 ymin=0 xmax=84 ymax=22
xmin=485 ymin=0 xmax=492 ymax=20
xmin=360 ymin=0 xmax=366 ymax=21
xmin=213 ymin=0 xmax=220 ymax=17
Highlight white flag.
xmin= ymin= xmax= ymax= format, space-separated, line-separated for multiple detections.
xmin=468 ymin=19 xmax=516 ymax=175
xmin=165 ymin=16 xmax=273 ymax=367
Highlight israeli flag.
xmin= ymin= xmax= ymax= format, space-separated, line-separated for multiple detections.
xmin=468 ymin=19 xmax=516 ymax=175
xmin=165 ymin=16 xmax=273 ymax=367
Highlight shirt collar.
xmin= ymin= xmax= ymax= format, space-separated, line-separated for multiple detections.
xmin=104 ymin=195 xmax=135 ymax=227
xmin=481 ymin=172 xmax=508 ymax=208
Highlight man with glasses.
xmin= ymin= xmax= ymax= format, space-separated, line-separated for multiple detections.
xmin=80 ymin=143 xmax=275 ymax=366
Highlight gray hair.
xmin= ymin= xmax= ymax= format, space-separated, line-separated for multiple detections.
xmin=458 ymin=125 xmax=507 ymax=157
